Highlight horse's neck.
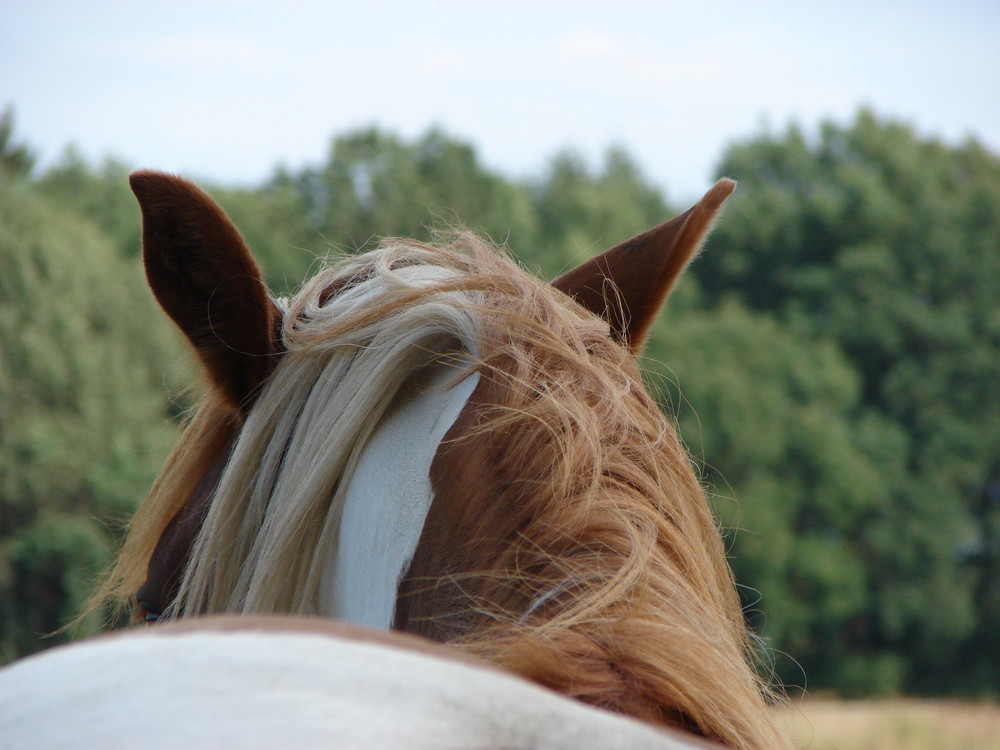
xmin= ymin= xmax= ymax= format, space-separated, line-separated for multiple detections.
xmin=320 ymin=365 xmax=480 ymax=629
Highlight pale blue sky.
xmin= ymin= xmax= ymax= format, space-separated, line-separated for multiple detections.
xmin=2 ymin=0 xmax=998 ymax=200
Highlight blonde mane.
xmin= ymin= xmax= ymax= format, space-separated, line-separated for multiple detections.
xmin=173 ymin=242 xmax=486 ymax=615
xmin=97 ymin=234 xmax=788 ymax=749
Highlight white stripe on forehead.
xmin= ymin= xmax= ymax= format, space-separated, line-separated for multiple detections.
xmin=322 ymin=365 xmax=480 ymax=628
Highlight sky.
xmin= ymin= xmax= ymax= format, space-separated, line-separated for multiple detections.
xmin=1 ymin=0 xmax=998 ymax=201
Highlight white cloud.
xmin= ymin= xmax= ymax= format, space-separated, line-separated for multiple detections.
xmin=132 ymin=34 xmax=279 ymax=68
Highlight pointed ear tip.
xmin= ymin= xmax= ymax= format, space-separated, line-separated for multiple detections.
xmin=129 ymin=169 xmax=162 ymax=199
xmin=128 ymin=169 xmax=185 ymax=200
xmin=705 ymin=178 xmax=737 ymax=206
xmin=128 ymin=168 xmax=162 ymax=184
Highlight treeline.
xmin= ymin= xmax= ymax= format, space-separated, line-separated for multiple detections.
xmin=1 ymin=108 xmax=997 ymax=697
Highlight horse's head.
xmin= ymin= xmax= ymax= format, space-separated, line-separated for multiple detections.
xmin=127 ymin=169 xmax=734 ymax=623
xmin=97 ymin=171 xmax=787 ymax=748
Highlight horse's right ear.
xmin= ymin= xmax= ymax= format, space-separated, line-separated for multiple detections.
xmin=130 ymin=170 xmax=283 ymax=412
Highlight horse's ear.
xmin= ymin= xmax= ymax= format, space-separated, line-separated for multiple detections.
xmin=130 ymin=170 xmax=283 ymax=412
xmin=552 ymin=178 xmax=736 ymax=352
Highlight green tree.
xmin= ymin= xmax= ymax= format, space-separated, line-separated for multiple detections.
xmin=0 ymin=169 xmax=182 ymax=660
xmin=531 ymin=146 xmax=671 ymax=278
xmin=269 ymin=127 xmax=538 ymax=262
xmin=647 ymin=302 xmax=903 ymax=693
xmin=695 ymin=109 xmax=1000 ymax=693
xmin=36 ymin=149 xmax=142 ymax=257
xmin=0 ymin=107 xmax=36 ymax=177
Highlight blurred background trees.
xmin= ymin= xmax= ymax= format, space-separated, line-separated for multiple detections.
xmin=0 ymin=114 xmax=182 ymax=659
xmin=686 ymin=110 xmax=1000 ymax=693
xmin=1 ymin=107 xmax=997 ymax=697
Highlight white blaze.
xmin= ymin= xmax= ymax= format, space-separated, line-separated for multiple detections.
xmin=321 ymin=367 xmax=480 ymax=628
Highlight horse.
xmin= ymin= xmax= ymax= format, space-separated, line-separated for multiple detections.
xmin=1 ymin=615 xmax=724 ymax=749
xmin=75 ymin=171 xmax=787 ymax=748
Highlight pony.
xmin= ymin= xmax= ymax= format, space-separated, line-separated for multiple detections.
xmin=84 ymin=171 xmax=788 ymax=749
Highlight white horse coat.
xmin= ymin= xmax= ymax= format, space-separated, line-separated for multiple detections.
xmin=0 ymin=617 xmax=718 ymax=750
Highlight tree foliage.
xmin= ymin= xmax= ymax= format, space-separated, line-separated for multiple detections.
xmin=0 ymin=159 xmax=182 ymax=659
xmin=1 ymin=110 xmax=997 ymax=699
xmin=689 ymin=109 xmax=1000 ymax=693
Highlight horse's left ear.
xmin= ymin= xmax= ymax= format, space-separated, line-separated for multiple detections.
xmin=130 ymin=170 xmax=283 ymax=411
xmin=552 ymin=178 xmax=736 ymax=352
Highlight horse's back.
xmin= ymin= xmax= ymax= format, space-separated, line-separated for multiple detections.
xmin=0 ymin=616 xmax=715 ymax=750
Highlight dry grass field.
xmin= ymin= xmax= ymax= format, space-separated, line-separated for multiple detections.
xmin=776 ymin=699 xmax=1000 ymax=750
